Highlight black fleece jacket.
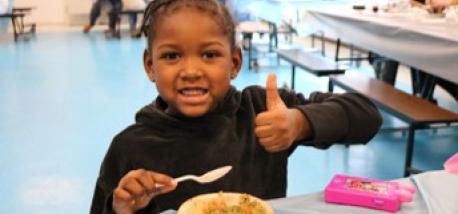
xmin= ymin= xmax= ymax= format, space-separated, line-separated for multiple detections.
xmin=90 ymin=86 xmax=382 ymax=213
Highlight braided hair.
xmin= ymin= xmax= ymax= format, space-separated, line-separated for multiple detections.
xmin=141 ymin=0 xmax=236 ymax=51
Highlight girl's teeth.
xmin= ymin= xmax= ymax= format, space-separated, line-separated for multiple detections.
xmin=182 ymin=89 xmax=205 ymax=96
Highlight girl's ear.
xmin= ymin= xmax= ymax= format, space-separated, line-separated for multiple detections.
xmin=230 ymin=46 xmax=243 ymax=79
xmin=143 ymin=49 xmax=156 ymax=82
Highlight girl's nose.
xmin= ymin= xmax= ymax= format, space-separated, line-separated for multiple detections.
xmin=179 ymin=59 xmax=203 ymax=81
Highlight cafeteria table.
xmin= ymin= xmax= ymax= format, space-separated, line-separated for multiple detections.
xmin=303 ymin=6 xmax=458 ymax=84
xmin=161 ymin=170 xmax=458 ymax=213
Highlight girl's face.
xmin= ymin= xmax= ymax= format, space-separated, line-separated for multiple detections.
xmin=143 ymin=7 xmax=242 ymax=117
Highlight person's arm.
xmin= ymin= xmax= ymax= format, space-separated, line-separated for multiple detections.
xmin=90 ymin=140 xmax=127 ymax=214
xmin=253 ymin=74 xmax=381 ymax=152
xmin=411 ymin=0 xmax=426 ymax=7
xmin=89 ymin=137 xmax=153 ymax=214
xmin=411 ymin=0 xmax=458 ymax=7
xmin=90 ymin=134 xmax=177 ymax=214
xmin=254 ymin=74 xmax=313 ymax=152
xmin=90 ymin=133 xmax=130 ymax=214
xmin=292 ymin=91 xmax=382 ymax=149
xmin=90 ymin=178 xmax=112 ymax=214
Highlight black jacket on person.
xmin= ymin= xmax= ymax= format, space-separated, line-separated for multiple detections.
xmin=90 ymin=86 xmax=382 ymax=213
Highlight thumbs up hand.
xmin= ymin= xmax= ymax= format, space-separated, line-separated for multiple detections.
xmin=255 ymin=73 xmax=311 ymax=152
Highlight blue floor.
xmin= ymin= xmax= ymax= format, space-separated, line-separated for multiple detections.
xmin=1 ymin=23 xmax=458 ymax=214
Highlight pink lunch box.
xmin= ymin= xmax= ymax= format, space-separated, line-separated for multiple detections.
xmin=324 ymin=174 xmax=402 ymax=212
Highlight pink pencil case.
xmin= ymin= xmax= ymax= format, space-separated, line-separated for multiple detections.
xmin=324 ymin=174 xmax=415 ymax=212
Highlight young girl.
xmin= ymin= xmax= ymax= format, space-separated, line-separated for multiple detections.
xmin=90 ymin=0 xmax=382 ymax=213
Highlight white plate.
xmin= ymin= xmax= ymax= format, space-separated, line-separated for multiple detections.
xmin=177 ymin=192 xmax=273 ymax=214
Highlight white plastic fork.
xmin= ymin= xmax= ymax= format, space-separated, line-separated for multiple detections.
xmin=175 ymin=166 xmax=232 ymax=184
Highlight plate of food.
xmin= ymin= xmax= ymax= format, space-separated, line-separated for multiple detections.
xmin=177 ymin=192 xmax=273 ymax=214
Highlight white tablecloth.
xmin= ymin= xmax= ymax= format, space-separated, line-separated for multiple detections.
xmin=269 ymin=178 xmax=426 ymax=214
xmin=304 ymin=6 xmax=458 ymax=84
xmin=268 ymin=170 xmax=458 ymax=214
xmin=412 ymin=170 xmax=458 ymax=213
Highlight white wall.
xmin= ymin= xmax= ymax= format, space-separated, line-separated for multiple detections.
xmin=66 ymin=0 xmax=92 ymax=15
xmin=13 ymin=0 xmax=93 ymax=25
xmin=0 ymin=0 xmax=12 ymax=33
xmin=14 ymin=0 xmax=66 ymax=24
xmin=66 ymin=0 xmax=93 ymax=25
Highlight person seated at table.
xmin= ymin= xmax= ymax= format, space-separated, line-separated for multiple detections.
xmin=83 ymin=0 xmax=123 ymax=38
xmin=83 ymin=0 xmax=148 ymax=38
xmin=89 ymin=0 xmax=382 ymax=213
xmin=369 ymin=53 xmax=457 ymax=103
xmin=122 ymin=0 xmax=147 ymax=37
xmin=369 ymin=1 xmax=458 ymax=102
xmin=410 ymin=69 xmax=458 ymax=102
xmin=368 ymin=53 xmax=399 ymax=86
xmin=429 ymin=0 xmax=458 ymax=8
xmin=412 ymin=0 xmax=458 ymax=13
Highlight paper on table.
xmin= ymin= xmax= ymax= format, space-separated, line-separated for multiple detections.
xmin=412 ymin=170 xmax=458 ymax=214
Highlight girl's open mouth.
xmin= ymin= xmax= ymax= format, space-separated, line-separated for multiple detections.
xmin=178 ymin=88 xmax=209 ymax=104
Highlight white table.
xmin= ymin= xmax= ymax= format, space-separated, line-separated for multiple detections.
xmin=236 ymin=21 xmax=273 ymax=70
xmin=304 ymin=6 xmax=458 ymax=84
xmin=269 ymin=170 xmax=458 ymax=214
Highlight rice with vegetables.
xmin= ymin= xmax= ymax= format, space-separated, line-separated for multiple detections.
xmin=178 ymin=192 xmax=271 ymax=214
xmin=200 ymin=192 xmax=267 ymax=214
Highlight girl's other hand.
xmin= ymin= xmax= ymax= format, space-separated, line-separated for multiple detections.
xmin=112 ymin=169 xmax=177 ymax=214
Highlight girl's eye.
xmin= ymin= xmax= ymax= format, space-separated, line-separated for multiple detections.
xmin=202 ymin=51 xmax=219 ymax=59
xmin=160 ymin=52 xmax=181 ymax=60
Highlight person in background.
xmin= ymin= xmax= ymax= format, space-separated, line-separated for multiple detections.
xmin=90 ymin=0 xmax=382 ymax=213
xmin=123 ymin=0 xmax=147 ymax=37
xmin=413 ymin=0 xmax=457 ymax=102
xmin=84 ymin=0 xmax=149 ymax=38
xmin=428 ymin=0 xmax=458 ymax=12
xmin=83 ymin=0 xmax=123 ymax=38
xmin=368 ymin=54 xmax=399 ymax=86
xmin=369 ymin=0 xmax=457 ymax=102
xmin=410 ymin=0 xmax=458 ymax=13
xmin=369 ymin=57 xmax=457 ymax=103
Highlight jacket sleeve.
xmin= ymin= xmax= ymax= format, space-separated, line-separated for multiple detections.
xmin=283 ymin=90 xmax=382 ymax=149
xmin=90 ymin=137 xmax=127 ymax=214
xmin=90 ymin=179 xmax=115 ymax=214
xmin=90 ymin=134 xmax=161 ymax=214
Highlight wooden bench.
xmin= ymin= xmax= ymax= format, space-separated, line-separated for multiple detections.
xmin=329 ymin=74 xmax=458 ymax=176
xmin=276 ymin=48 xmax=346 ymax=90
xmin=0 ymin=7 xmax=36 ymax=42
